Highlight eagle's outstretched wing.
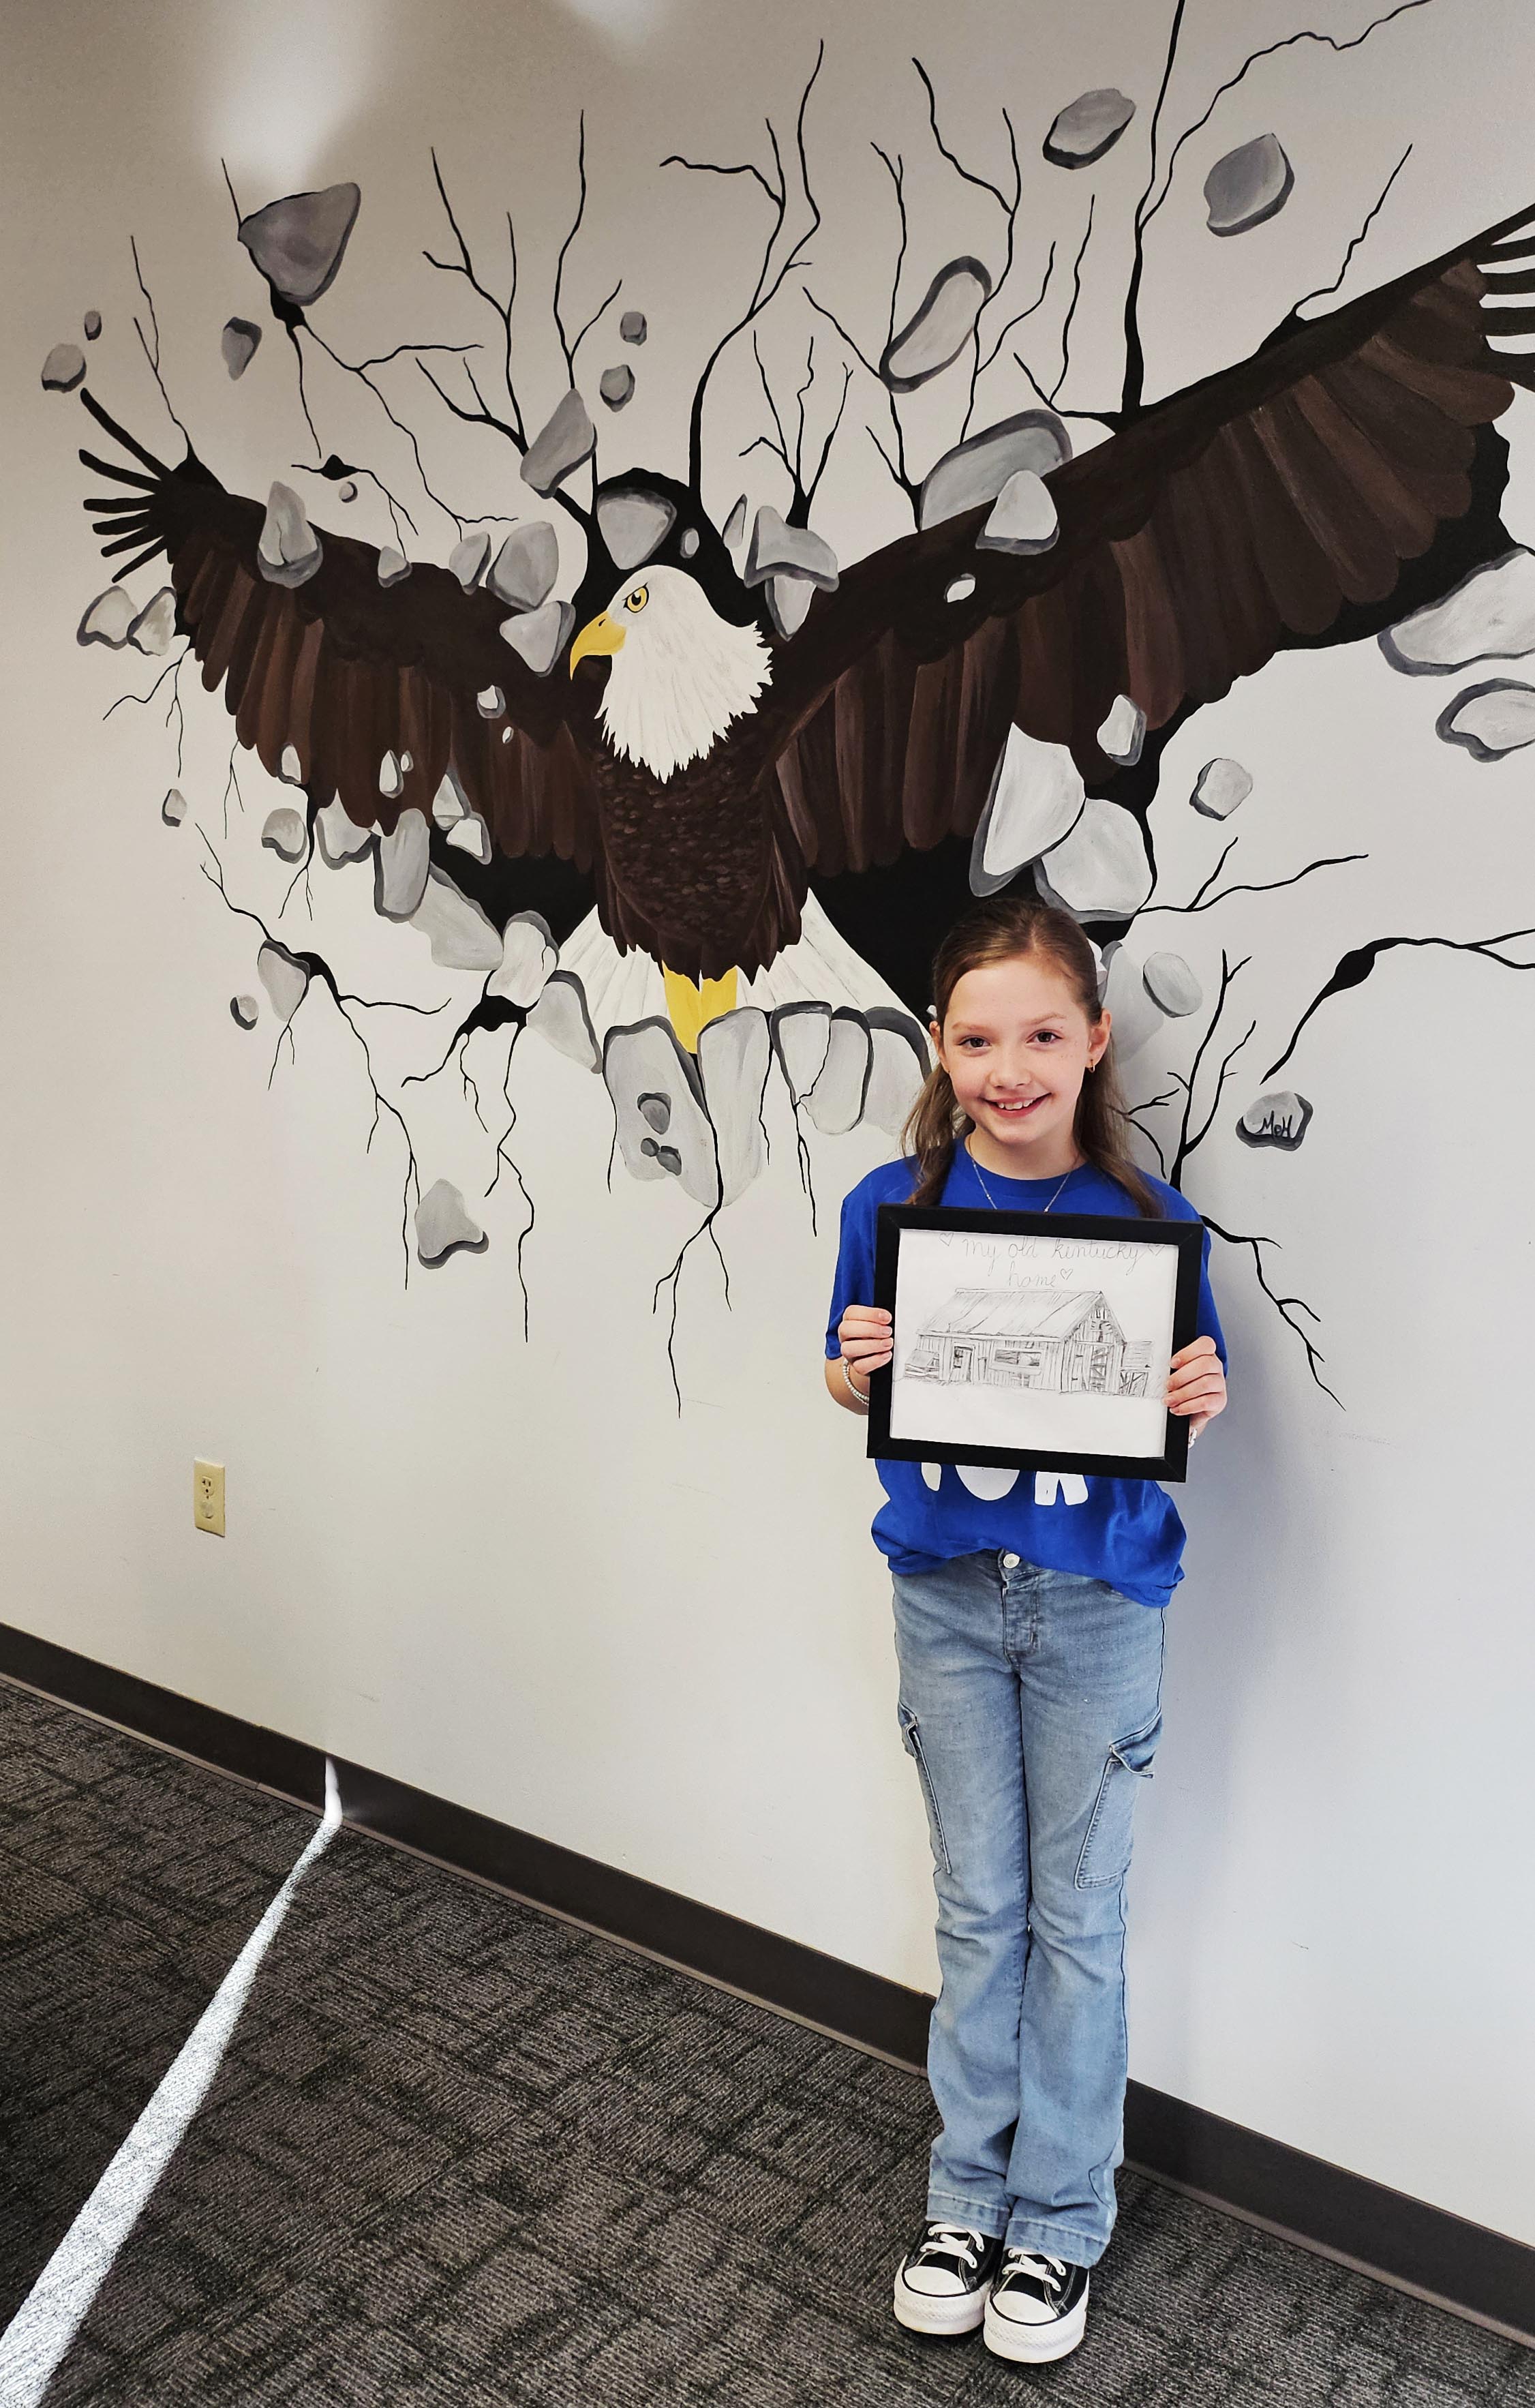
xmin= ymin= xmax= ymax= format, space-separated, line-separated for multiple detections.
xmin=78 ymin=391 xmax=598 ymax=878
xmin=768 ymin=201 xmax=1535 ymax=882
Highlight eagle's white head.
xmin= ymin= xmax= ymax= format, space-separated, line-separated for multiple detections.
xmin=568 ymin=563 xmax=772 ymax=784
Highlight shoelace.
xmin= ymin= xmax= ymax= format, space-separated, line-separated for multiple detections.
xmin=913 ymin=2223 xmax=986 ymax=2270
xmin=998 ymin=2246 xmax=1067 ymax=2291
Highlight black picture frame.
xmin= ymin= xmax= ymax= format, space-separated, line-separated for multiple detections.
xmin=866 ymin=1204 xmax=1206 ymax=1483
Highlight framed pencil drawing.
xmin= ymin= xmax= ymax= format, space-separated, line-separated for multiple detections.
xmin=867 ymin=1206 xmax=1206 ymax=1483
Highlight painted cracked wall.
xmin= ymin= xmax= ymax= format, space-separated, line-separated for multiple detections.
xmin=5 ymin=0 xmax=1535 ymax=2244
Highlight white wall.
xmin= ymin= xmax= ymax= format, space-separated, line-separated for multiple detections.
xmin=3 ymin=0 xmax=1533 ymax=2247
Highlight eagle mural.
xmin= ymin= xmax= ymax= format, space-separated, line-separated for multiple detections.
xmin=56 ymin=38 xmax=1535 ymax=1383
xmin=76 ymin=196 xmax=1535 ymax=1047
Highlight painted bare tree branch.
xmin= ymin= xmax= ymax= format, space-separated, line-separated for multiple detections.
xmin=1122 ymin=0 xmax=1435 ymax=410
xmin=663 ymin=42 xmax=825 ymax=495
xmin=740 ymin=331 xmax=853 ymax=524
xmin=196 ymin=833 xmax=425 ymax=1287
xmin=421 ymin=149 xmax=598 ymax=534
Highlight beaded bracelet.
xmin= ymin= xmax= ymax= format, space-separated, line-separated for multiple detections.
xmin=841 ymin=1355 xmax=870 ymax=1411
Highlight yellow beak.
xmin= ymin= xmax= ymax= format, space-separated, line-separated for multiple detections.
xmin=568 ymin=610 xmax=625 ymax=676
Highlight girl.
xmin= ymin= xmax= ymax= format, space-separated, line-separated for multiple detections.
xmin=825 ymin=896 xmax=1228 ymax=2367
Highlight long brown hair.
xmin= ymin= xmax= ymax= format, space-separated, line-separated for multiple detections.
xmin=902 ymin=896 xmax=1166 ymax=1216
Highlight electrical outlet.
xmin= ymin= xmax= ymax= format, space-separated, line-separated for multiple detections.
xmin=194 ymin=1459 xmax=225 ymax=1537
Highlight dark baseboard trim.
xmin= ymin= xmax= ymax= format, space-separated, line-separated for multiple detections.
xmin=1 ymin=1620 xmax=1529 ymax=2346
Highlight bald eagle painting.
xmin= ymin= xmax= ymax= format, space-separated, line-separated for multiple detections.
xmin=58 ymin=43 xmax=1535 ymax=1368
xmin=77 ymin=198 xmax=1535 ymax=1017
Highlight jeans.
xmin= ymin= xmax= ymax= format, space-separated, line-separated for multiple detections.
xmin=890 ymin=1548 xmax=1167 ymax=2266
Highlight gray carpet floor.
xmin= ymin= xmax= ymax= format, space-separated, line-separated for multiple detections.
xmin=0 ymin=1679 xmax=1528 ymax=2406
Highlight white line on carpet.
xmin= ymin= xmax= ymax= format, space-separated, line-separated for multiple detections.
xmin=0 ymin=1762 xmax=344 ymax=2406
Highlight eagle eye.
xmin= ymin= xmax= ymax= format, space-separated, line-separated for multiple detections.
xmin=624 ymin=585 xmax=648 ymax=614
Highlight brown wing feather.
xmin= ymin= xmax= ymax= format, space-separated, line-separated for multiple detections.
xmin=770 ymin=200 xmax=1535 ymax=870
xmin=77 ymin=403 xmax=599 ymax=871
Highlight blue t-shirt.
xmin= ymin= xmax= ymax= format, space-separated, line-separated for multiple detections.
xmin=825 ymin=1148 xmax=1228 ymax=1609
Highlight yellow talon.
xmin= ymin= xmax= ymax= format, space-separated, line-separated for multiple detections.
xmin=663 ymin=965 xmax=738 ymax=1053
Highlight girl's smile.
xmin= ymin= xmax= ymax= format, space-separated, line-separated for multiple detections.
xmin=932 ymin=957 xmax=1108 ymax=1179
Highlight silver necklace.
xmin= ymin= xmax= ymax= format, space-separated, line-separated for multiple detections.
xmin=965 ymin=1135 xmax=1078 ymax=1216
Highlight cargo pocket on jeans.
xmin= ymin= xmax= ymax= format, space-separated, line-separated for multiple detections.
xmin=1075 ymin=1709 xmax=1161 ymax=1888
xmin=897 ymin=1701 xmax=951 ymax=1875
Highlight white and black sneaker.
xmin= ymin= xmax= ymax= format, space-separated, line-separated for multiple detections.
xmin=892 ymin=2221 xmax=1005 ymax=2335
xmin=983 ymin=2246 xmax=1090 ymax=2362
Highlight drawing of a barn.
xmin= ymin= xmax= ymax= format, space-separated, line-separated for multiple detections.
xmin=905 ymin=1286 xmax=1149 ymax=1396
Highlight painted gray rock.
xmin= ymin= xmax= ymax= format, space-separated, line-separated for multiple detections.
xmin=1204 ymin=135 xmax=1293 ymax=237
xmin=1035 ymin=798 xmax=1152 ymax=920
xmin=500 ymin=599 xmax=573 ymax=676
xmin=970 ymin=726 xmax=1084 ymax=896
xmin=476 ymin=685 xmax=505 ymax=720
xmin=722 ymin=495 xmax=748 ymax=547
xmin=744 ymin=506 xmax=838 ymax=590
xmin=805 ymin=1010 xmax=872 ymax=1134
xmin=679 ymin=528 xmax=699 ymax=559
xmin=765 ymin=575 xmax=815 ymax=639
xmin=1142 ymin=952 xmax=1202 ymax=1017
xmin=488 ymin=522 xmax=558 ymax=612
xmin=161 ymin=788 xmax=188 ymax=826
xmin=430 ymin=768 xmax=471 ymax=828
xmin=83 ymin=310 xmax=102 ymax=340
xmin=1237 ymin=1089 xmax=1313 ymax=1149
xmin=260 ymin=807 xmax=307 ymax=861
xmin=378 ymin=750 xmax=404 ymax=800
xmin=449 ymin=530 xmax=492 ymax=590
xmin=526 ymin=970 xmax=598 ymax=1070
xmin=257 ymin=939 xmax=309 ymax=1023
xmin=256 ymin=483 xmax=322 ymax=588
xmin=77 ymin=587 xmax=134 ymax=647
xmin=699 ymin=1008 xmax=771 ymax=1203
xmin=770 ymin=1001 xmax=832 ymax=1101
xmin=918 ymin=409 xmax=1070 ymax=530
xmin=521 ymin=389 xmax=595 ymax=495
xmin=279 ymin=745 xmax=304 ymax=784
xmin=1435 ymin=679 xmax=1535 ymax=759
xmin=125 ymin=588 xmax=177 ymax=654
xmin=605 ymin=1021 xmax=718 ymax=1205
xmin=230 ymin=995 xmax=259 ymax=1029
xmin=596 ymin=488 xmax=676 ymax=573
xmin=1380 ymin=548 xmax=1535 ymax=673
xmin=620 ymin=310 xmax=648 ymax=344
xmin=416 ymin=1179 xmax=487 ymax=1267
xmin=374 ymin=812 xmax=431 ymax=918
xmin=978 ymin=469 xmax=1059 ymax=556
xmin=1044 ymin=89 xmax=1135 ymax=168
xmin=1099 ymin=944 xmax=1166 ymax=1064
xmin=222 ymin=318 xmax=261 ymax=378
xmin=238 ymin=183 xmax=361 ymax=306
xmin=408 ymin=867 xmax=502 ymax=970
xmin=42 ymin=343 xmax=86 ymax=391
xmin=489 ymin=912 xmax=557 ymax=1007
xmin=438 ymin=809 xmax=486 ymax=867
xmin=376 ymin=546 xmax=412 ymax=588
xmin=862 ymin=1010 xmax=929 ymax=1136
xmin=1191 ymin=757 xmax=1253 ymax=819
xmin=337 ymin=480 xmax=357 ymax=503
xmin=446 ymin=814 xmax=492 ymax=865
xmin=599 ymin=365 xmax=635 ymax=410
xmin=1097 ymin=693 xmax=1146 ymax=766
xmin=316 ymin=800 xmax=371 ymax=866
xmin=880 ymin=258 xmax=991 ymax=391
xmin=946 ymin=573 xmax=977 ymax=603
